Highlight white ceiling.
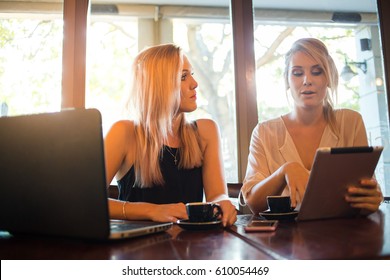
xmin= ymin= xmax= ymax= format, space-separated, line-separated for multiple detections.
xmin=89 ymin=0 xmax=378 ymax=13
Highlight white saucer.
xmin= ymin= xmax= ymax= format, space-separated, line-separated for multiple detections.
xmin=176 ymin=219 xmax=222 ymax=230
xmin=259 ymin=210 xmax=299 ymax=221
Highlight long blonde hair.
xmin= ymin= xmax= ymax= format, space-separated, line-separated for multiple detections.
xmin=127 ymin=43 xmax=203 ymax=187
xmin=284 ymin=38 xmax=339 ymax=136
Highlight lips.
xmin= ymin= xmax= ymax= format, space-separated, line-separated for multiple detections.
xmin=301 ymin=91 xmax=315 ymax=95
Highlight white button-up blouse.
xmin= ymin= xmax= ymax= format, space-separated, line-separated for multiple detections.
xmin=242 ymin=109 xmax=369 ymax=200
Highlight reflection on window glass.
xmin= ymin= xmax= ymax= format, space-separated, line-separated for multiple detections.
xmin=0 ymin=18 xmax=63 ymax=117
xmin=254 ymin=24 xmax=389 ymax=194
xmin=173 ymin=21 xmax=238 ymax=183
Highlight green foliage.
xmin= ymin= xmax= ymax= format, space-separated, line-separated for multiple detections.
xmin=0 ymin=19 xmax=63 ymax=116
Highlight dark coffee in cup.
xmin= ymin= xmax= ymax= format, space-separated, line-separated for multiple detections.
xmin=266 ymin=196 xmax=292 ymax=213
xmin=186 ymin=202 xmax=222 ymax=222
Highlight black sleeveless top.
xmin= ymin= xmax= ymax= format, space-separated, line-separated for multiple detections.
xmin=117 ymin=147 xmax=204 ymax=204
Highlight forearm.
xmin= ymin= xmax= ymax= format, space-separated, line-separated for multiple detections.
xmin=246 ymin=165 xmax=288 ymax=214
xmin=108 ymin=198 xmax=156 ymax=220
xmin=208 ymin=193 xmax=230 ymax=202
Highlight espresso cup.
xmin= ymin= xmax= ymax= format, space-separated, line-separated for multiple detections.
xmin=266 ymin=196 xmax=293 ymax=213
xmin=186 ymin=202 xmax=222 ymax=223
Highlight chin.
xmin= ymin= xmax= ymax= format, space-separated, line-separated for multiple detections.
xmin=187 ymin=107 xmax=197 ymax=113
xmin=182 ymin=103 xmax=198 ymax=112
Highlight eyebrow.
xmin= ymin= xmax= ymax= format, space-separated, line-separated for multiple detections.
xmin=291 ymin=64 xmax=322 ymax=69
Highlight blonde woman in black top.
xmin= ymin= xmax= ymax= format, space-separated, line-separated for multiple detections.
xmin=104 ymin=44 xmax=237 ymax=227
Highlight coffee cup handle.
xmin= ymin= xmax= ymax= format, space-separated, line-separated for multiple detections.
xmin=212 ymin=203 xmax=222 ymax=220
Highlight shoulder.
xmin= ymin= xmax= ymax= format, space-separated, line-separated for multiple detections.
xmin=105 ymin=120 xmax=136 ymax=144
xmin=194 ymin=119 xmax=220 ymax=144
xmin=333 ymin=108 xmax=367 ymax=145
xmin=335 ymin=108 xmax=362 ymax=117
xmin=254 ymin=116 xmax=285 ymax=135
xmin=108 ymin=120 xmax=135 ymax=135
xmin=260 ymin=116 xmax=284 ymax=127
xmin=195 ymin=119 xmax=219 ymax=134
xmin=249 ymin=117 xmax=286 ymax=149
xmin=334 ymin=108 xmax=363 ymax=122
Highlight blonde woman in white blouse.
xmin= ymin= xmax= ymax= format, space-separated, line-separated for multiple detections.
xmin=242 ymin=38 xmax=383 ymax=215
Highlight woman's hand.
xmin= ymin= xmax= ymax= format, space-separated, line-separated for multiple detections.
xmin=345 ymin=178 xmax=383 ymax=214
xmin=282 ymin=162 xmax=310 ymax=208
xmin=214 ymin=199 xmax=237 ymax=227
xmin=148 ymin=203 xmax=188 ymax=223
xmin=149 ymin=200 xmax=237 ymax=227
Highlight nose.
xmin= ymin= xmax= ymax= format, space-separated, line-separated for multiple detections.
xmin=191 ymin=75 xmax=198 ymax=89
xmin=303 ymin=74 xmax=312 ymax=86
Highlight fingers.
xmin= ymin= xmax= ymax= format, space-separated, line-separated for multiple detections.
xmin=289 ymin=186 xmax=297 ymax=208
xmin=347 ymin=179 xmax=381 ymax=197
xmin=348 ymin=202 xmax=379 ymax=212
xmin=218 ymin=201 xmax=237 ymax=227
xmin=153 ymin=203 xmax=188 ymax=223
xmin=223 ymin=208 xmax=237 ymax=227
xmin=172 ymin=203 xmax=188 ymax=221
xmin=358 ymin=178 xmax=378 ymax=188
xmin=283 ymin=162 xmax=309 ymax=208
xmin=345 ymin=179 xmax=383 ymax=212
xmin=346 ymin=193 xmax=382 ymax=205
xmin=288 ymin=183 xmax=305 ymax=209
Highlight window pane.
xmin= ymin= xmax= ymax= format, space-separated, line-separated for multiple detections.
xmin=173 ymin=21 xmax=237 ymax=183
xmin=0 ymin=16 xmax=63 ymax=117
xmin=85 ymin=19 xmax=138 ymax=135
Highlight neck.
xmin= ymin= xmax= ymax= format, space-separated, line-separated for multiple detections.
xmin=166 ymin=129 xmax=180 ymax=148
xmin=166 ymin=115 xmax=182 ymax=147
xmin=290 ymin=106 xmax=325 ymax=126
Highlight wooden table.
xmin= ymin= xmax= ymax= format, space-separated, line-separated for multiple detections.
xmin=230 ymin=204 xmax=390 ymax=260
xmin=1 ymin=203 xmax=389 ymax=260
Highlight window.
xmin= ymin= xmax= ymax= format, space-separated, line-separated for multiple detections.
xmin=1 ymin=0 xmax=389 ymax=195
xmin=0 ymin=11 xmax=63 ymax=117
xmin=173 ymin=20 xmax=237 ymax=182
xmin=85 ymin=18 xmax=138 ymax=134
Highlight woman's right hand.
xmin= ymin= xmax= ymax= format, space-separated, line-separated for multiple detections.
xmin=282 ymin=162 xmax=310 ymax=208
xmin=148 ymin=202 xmax=188 ymax=223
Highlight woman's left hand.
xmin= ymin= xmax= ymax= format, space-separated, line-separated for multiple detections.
xmin=345 ymin=178 xmax=383 ymax=214
xmin=215 ymin=199 xmax=237 ymax=227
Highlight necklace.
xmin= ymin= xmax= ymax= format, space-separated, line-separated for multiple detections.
xmin=165 ymin=146 xmax=179 ymax=165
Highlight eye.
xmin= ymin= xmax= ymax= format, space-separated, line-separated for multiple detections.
xmin=291 ymin=69 xmax=303 ymax=77
xmin=311 ymin=67 xmax=323 ymax=76
xmin=181 ymin=72 xmax=194 ymax=81
xmin=312 ymin=70 xmax=323 ymax=76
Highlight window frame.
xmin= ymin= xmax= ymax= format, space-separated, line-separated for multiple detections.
xmin=57 ymin=0 xmax=390 ymax=184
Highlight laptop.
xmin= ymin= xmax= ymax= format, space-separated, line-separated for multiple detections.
xmin=296 ymin=146 xmax=383 ymax=221
xmin=0 ymin=108 xmax=172 ymax=240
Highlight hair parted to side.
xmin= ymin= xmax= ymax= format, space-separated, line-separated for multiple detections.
xmin=127 ymin=43 xmax=203 ymax=187
xmin=284 ymin=38 xmax=339 ymax=136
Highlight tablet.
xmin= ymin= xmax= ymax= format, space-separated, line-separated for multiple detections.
xmin=296 ymin=146 xmax=383 ymax=221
